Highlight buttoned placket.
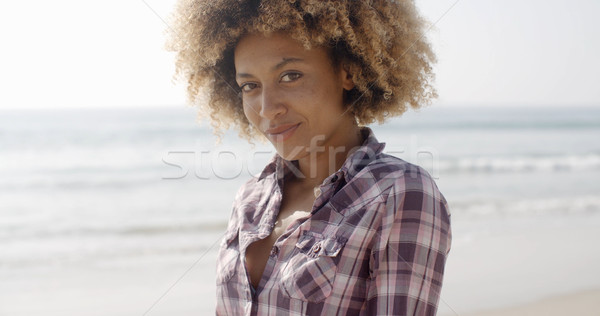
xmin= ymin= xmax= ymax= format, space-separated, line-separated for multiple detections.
xmin=247 ymin=167 xmax=346 ymax=315
xmin=311 ymin=171 xmax=344 ymax=213
xmin=240 ymin=175 xmax=282 ymax=315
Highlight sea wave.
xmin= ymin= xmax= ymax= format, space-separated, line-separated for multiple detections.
xmin=0 ymin=219 xmax=227 ymax=270
xmin=0 ymin=221 xmax=227 ymax=241
xmin=451 ymin=195 xmax=600 ymax=218
xmin=437 ymin=153 xmax=600 ymax=173
xmin=2 ymin=153 xmax=599 ymax=191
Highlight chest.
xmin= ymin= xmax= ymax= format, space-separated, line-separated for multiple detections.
xmin=260 ymin=182 xmax=316 ymax=246
xmin=244 ymin=185 xmax=315 ymax=287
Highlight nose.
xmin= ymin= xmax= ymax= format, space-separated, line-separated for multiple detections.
xmin=259 ymin=85 xmax=286 ymax=119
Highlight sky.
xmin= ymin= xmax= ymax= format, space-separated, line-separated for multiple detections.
xmin=0 ymin=0 xmax=598 ymax=110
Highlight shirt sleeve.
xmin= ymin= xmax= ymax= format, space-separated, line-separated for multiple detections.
xmin=365 ymin=174 xmax=452 ymax=316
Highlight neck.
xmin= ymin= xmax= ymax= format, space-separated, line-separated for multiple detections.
xmin=295 ymin=124 xmax=363 ymax=189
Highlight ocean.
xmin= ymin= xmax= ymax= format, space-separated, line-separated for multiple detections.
xmin=1 ymin=105 xmax=599 ymax=315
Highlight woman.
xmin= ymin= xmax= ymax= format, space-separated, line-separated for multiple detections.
xmin=168 ymin=0 xmax=451 ymax=315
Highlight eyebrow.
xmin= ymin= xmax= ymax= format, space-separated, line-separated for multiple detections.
xmin=236 ymin=57 xmax=304 ymax=79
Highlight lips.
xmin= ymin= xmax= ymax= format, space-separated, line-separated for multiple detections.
xmin=265 ymin=123 xmax=300 ymax=142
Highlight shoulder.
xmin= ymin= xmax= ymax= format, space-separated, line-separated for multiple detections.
xmin=354 ymin=153 xmax=439 ymax=195
xmin=360 ymin=153 xmax=452 ymax=251
xmin=351 ymin=152 xmax=450 ymax=217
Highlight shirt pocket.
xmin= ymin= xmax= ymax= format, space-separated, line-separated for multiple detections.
xmin=216 ymin=230 xmax=240 ymax=284
xmin=280 ymin=232 xmax=347 ymax=303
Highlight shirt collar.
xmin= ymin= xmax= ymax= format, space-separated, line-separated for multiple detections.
xmin=256 ymin=153 xmax=300 ymax=182
xmin=257 ymin=127 xmax=386 ymax=183
xmin=339 ymin=127 xmax=386 ymax=182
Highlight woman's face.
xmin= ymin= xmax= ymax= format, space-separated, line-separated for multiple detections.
xmin=234 ymin=32 xmax=356 ymax=161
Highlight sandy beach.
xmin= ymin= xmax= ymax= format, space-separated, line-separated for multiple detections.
xmin=436 ymin=209 xmax=600 ymax=316
xmin=465 ymin=289 xmax=600 ymax=316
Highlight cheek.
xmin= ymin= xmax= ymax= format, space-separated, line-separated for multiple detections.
xmin=305 ymin=74 xmax=344 ymax=108
xmin=296 ymin=81 xmax=331 ymax=110
xmin=309 ymin=88 xmax=345 ymax=117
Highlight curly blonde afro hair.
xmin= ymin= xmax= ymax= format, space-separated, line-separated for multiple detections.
xmin=166 ymin=0 xmax=437 ymax=139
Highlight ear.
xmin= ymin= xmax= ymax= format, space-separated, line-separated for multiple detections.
xmin=340 ymin=64 xmax=355 ymax=91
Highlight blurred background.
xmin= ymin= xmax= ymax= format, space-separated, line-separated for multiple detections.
xmin=1 ymin=1 xmax=599 ymax=315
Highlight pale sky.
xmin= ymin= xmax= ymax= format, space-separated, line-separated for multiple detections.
xmin=0 ymin=0 xmax=598 ymax=110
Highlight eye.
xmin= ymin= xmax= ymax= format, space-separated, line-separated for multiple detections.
xmin=239 ymin=82 xmax=258 ymax=93
xmin=280 ymin=72 xmax=302 ymax=82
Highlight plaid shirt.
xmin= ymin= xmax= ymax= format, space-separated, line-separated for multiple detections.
xmin=216 ymin=128 xmax=452 ymax=316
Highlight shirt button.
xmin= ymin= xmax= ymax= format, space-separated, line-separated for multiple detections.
xmin=313 ymin=187 xmax=322 ymax=198
xmin=270 ymin=246 xmax=279 ymax=257
xmin=313 ymin=244 xmax=321 ymax=254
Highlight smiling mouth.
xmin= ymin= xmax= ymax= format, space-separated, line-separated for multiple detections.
xmin=265 ymin=123 xmax=300 ymax=141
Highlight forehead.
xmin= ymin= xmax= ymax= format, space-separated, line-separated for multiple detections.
xmin=235 ymin=32 xmax=303 ymax=55
xmin=234 ymin=32 xmax=331 ymax=72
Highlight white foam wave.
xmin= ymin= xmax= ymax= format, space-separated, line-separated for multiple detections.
xmin=439 ymin=153 xmax=600 ymax=173
xmin=452 ymin=195 xmax=600 ymax=218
